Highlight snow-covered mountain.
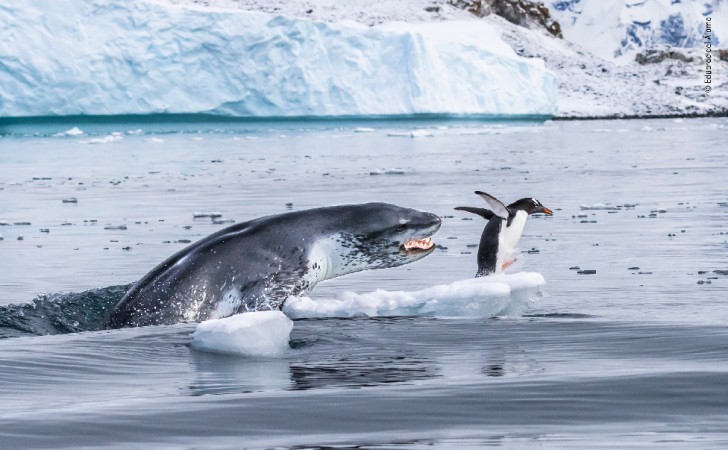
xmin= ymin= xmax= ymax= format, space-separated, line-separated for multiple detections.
xmin=548 ymin=0 xmax=727 ymax=61
xmin=0 ymin=0 xmax=555 ymax=118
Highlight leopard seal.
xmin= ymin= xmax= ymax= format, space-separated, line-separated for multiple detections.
xmin=106 ymin=203 xmax=441 ymax=328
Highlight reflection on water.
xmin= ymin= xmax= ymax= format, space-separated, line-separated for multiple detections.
xmin=289 ymin=353 xmax=439 ymax=391
xmin=187 ymin=318 xmax=551 ymax=396
xmin=188 ymin=349 xmax=293 ymax=395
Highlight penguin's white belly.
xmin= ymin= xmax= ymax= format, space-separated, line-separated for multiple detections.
xmin=495 ymin=211 xmax=528 ymax=272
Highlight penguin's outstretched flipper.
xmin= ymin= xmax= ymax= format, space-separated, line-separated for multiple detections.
xmin=454 ymin=206 xmax=495 ymax=221
xmin=474 ymin=191 xmax=510 ymax=219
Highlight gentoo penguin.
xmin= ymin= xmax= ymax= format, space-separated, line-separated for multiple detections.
xmin=455 ymin=191 xmax=553 ymax=277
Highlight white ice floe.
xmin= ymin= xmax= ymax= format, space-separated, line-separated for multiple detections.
xmin=0 ymin=0 xmax=555 ymax=118
xmin=80 ymin=135 xmax=123 ymax=145
xmin=191 ymin=310 xmax=293 ymax=357
xmin=283 ymin=272 xmax=545 ymax=319
xmin=52 ymin=127 xmax=84 ymax=137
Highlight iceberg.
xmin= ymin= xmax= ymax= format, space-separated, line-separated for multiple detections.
xmin=0 ymin=0 xmax=556 ymax=118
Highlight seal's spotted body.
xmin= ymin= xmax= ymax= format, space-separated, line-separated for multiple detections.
xmin=107 ymin=203 xmax=441 ymax=329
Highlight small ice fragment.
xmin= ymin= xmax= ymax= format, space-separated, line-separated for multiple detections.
xmin=580 ymin=203 xmax=619 ymax=211
xmin=80 ymin=135 xmax=123 ymax=144
xmin=369 ymin=168 xmax=406 ymax=176
xmin=145 ymin=137 xmax=165 ymax=143
xmin=577 ymin=270 xmax=596 ymax=275
xmin=386 ymin=130 xmax=434 ymax=138
xmin=213 ymin=218 xmax=235 ymax=224
xmin=354 ymin=127 xmax=374 ymax=133
xmin=191 ymin=311 xmax=293 ymax=357
xmin=62 ymin=197 xmax=78 ymax=203
xmin=104 ymin=225 xmax=127 ymax=230
xmin=53 ymin=127 xmax=84 ymax=137
xmin=14 ymin=222 xmax=31 ymax=226
xmin=193 ymin=212 xmax=222 ymax=219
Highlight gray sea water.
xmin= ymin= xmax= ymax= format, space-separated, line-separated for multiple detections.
xmin=0 ymin=117 xmax=727 ymax=448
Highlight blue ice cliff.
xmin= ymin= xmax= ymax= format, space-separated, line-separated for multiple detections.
xmin=0 ymin=0 xmax=556 ymax=118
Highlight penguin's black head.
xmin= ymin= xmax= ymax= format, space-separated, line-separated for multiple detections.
xmin=508 ymin=198 xmax=553 ymax=216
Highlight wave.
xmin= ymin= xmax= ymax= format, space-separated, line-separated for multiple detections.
xmin=0 ymin=285 xmax=130 ymax=338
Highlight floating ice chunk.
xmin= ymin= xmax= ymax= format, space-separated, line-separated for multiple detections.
xmin=80 ymin=135 xmax=123 ymax=144
xmin=283 ymin=272 xmax=545 ymax=319
xmin=53 ymin=127 xmax=84 ymax=137
xmin=369 ymin=168 xmax=407 ymax=176
xmin=191 ymin=310 xmax=293 ymax=357
xmin=354 ymin=127 xmax=375 ymax=133
xmin=580 ymin=203 xmax=620 ymax=210
xmin=193 ymin=212 xmax=223 ymax=219
xmin=144 ymin=137 xmax=165 ymax=143
xmin=387 ymin=130 xmax=434 ymax=138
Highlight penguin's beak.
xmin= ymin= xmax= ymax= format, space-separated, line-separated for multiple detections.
xmin=537 ymin=206 xmax=554 ymax=215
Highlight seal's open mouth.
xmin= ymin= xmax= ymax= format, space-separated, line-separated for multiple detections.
xmin=402 ymin=237 xmax=434 ymax=252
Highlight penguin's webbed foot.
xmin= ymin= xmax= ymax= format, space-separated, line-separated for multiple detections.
xmin=502 ymin=258 xmax=517 ymax=271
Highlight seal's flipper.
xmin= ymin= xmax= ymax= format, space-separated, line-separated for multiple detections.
xmin=454 ymin=206 xmax=495 ymax=221
xmin=474 ymin=191 xmax=510 ymax=219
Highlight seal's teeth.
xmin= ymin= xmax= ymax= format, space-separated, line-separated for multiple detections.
xmin=403 ymin=236 xmax=435 ymax=251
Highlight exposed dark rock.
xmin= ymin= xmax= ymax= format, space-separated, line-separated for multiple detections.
xmin=635 ymin=48 xmax=694 ymax=65
xmin=449 ymin=0 xmax=562 ymax=38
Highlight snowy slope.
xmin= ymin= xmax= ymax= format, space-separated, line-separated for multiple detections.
xmin=549 ymin=0 xmax=727 ymax=61
xmin=164 ymin=0 xmax=727 ymax=118
xmin=0 ymin=0 xmax=556 ymax=118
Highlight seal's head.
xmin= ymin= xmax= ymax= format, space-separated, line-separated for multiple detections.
xmin=313 ymin=202 xmax=441 ymax=278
